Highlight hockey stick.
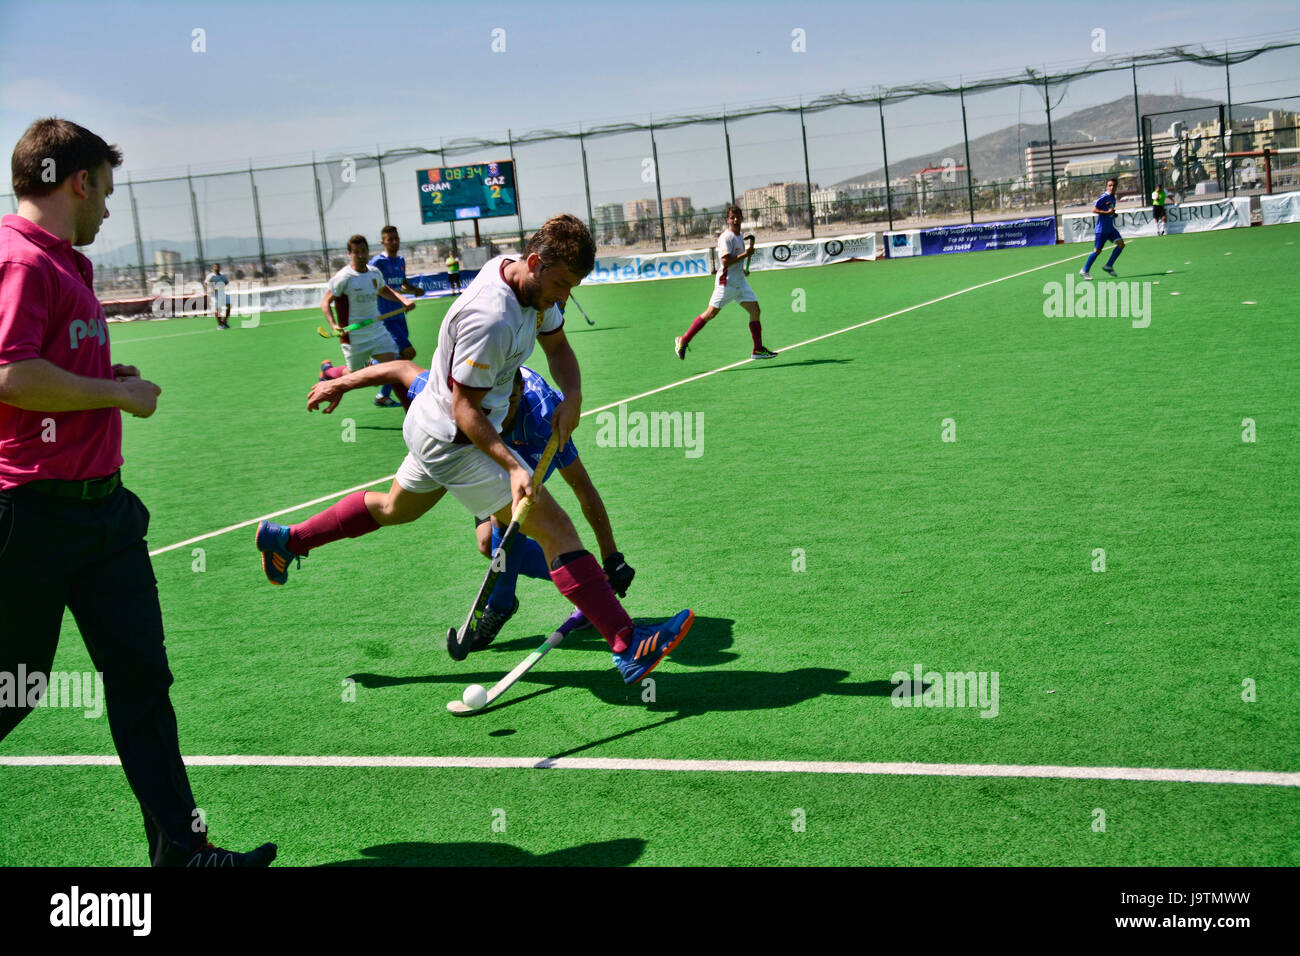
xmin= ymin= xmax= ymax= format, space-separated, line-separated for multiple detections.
xmin=446 ymin=624 xmax=567 ymax=715
xmin=568 ymin=292 xmax=595 ymax=326
xmin=316 ymin=304 xmax=411 ymax=339
xmin=743 ymin=234 xmax=755 ymax=277
xmin=445 ymin=430 xmax=562 ymax=662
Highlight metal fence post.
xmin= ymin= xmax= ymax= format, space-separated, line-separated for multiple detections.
xmin=1224 ymin=45 xmax=1236 ymax=197
xmin=959 ymin=84 xmax=975 ymax=223
xmin=723 ymin=110 xmax=736 ymax=203
xmin=578 ymin=125 xmax=594 ymax=235
xmin=878 ymin=97 xmax=894 ymax=231
xmin=648 ymin=120 xmax=667 ymax=251
xmin=187 ymin=168 xmax=205 ymax=278
xmin=128 ymin=174 xmax=147 ymax=296
xmin=509 ymin=129 xmax=525 ymax=249
xmin=1044 ymin=75 xmax=1059 ymax=233
xmin=800 ymin=102 xmax=816 ymax=238
xmin=311 ymin=155 xmax=330 ymax=277
xmin=249 ymin=162 xmax=268 ymax=281
xmin=377 ymin=146 xmax=390 ymax=226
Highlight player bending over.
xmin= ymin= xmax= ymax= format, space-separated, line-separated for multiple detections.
xmin=258 ymin=215 xmax=690 ymax=684
xmin=1080 ymin=178 xmax=1125 ymax=280
xmin=321 ymin=234 xmax=415 ymax=383
xmin=305 ymin=359 xmax=632 ymax=648
xmin=369 ymin=225 xmax=423 ymax=407
xmin=675 ymin=204 xmax=776 ymax=361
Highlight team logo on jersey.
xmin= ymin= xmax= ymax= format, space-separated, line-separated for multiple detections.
xmin=488 ymin=163 xmax=499 ymax=175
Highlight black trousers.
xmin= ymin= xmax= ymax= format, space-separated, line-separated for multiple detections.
xmin=0 ymin=483 xmax=200 ymax=865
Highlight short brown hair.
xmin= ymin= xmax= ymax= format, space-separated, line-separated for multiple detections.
xmin=11 ymin=118 xmax=122 ymax=198
xmin=380 ymin=225 xmax=398 ymax=239
xmin=727 ymin=204 xmax=743 ymax=219
xmin=524 ymin=214 xmax=595 ymax=276
xmin=347 ymin=234 xmax=369 ymax=252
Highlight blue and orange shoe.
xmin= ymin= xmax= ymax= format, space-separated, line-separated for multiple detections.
xmin=319 ymin=360 xmax=333 ymax=382
xmin=255 ymin=520 xmax=305 ymax=585
xmin=612 ymin=609 xmax=694 ymax=684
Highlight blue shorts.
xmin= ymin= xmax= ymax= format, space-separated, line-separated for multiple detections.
xmin=1094 ymin=226 xmax=1122 ymax=248
xmin=383 ymin=315 xmax=412 ymax=353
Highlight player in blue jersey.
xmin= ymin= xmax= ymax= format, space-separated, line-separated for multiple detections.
xmin=368 ymin=225 xmax=424 ymax=406
xmin=1080 ymin=178 xmax=1125 ymax=280
xmin=303 ymin=360 xmax=634 ymax=647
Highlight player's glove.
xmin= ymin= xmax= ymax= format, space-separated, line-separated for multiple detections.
xmin=602 ymin=552 xmax=635 ymax=597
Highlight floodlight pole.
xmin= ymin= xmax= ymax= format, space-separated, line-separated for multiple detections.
xmin=508 ymin=130 xmax=525 ymax=250
xmin=128 ymin=174 xmax=147 ymax=296
xmin=959 ymin=84 xmax=975 ymax=223
xmin=649 ymin=120 xmax=667 ymax=251
xmin=249 ymin=162 xmax=268 ymax=282
xmin=377 ymin=145 xmax=391 ymax=227
xmin=878 ymin=97 xmax=894 ymax=232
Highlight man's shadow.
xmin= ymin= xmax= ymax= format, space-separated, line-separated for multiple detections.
xmin=320 ymin=837 xmax=645 ymax=867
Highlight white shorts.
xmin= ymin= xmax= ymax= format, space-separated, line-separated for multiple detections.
xmin=397 ymin=415 xmax=534 ymax=520
xmin=708 ymin=277 xmax=758 ymax=310
xmin=340 ymin=321 xmax=400 ymax=370
xmin=212 ymin=289 xmax=227 ymax=310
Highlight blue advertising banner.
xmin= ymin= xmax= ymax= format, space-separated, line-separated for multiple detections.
xmin=918 ymin=217 xmax=1056 ymax=255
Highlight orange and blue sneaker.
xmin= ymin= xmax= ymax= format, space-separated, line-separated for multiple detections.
xmin=255 ymin=520 xmax=305 ymax=585
xmin=612 ymin=609 xmax=694 ymax=683
xmin=319 ymin=360 xmax=334 ymax=382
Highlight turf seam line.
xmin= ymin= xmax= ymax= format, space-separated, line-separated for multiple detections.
xmin=146 ymin=251 xmax=1088 ymax=557
xmin=4 ymin=754 xmax=1296 ymax=787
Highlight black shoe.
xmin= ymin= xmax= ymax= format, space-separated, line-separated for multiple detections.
xmin=472 ymin=597 xmax=519 ymax=651
xmin=174 ymin=840 xmax=277 ymax=867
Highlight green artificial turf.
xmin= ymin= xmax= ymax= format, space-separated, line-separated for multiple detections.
xmin=2 ymin=224 xmax=1297 ymax=865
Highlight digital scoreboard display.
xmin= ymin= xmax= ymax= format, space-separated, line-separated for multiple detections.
xmin=417 ymin=161 xmax=517 ymax=223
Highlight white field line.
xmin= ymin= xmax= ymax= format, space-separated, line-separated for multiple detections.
xmin=2 ymin=754 xmax=1295 ymax=786
xmin=147 ymin=251 xmax=1087 ymax=557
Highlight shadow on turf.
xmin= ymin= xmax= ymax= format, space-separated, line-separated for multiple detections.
xmin=319 ymin=837 xmax=645 ymax=867
xmin=729 ymin=358 xmax=853 ymax=371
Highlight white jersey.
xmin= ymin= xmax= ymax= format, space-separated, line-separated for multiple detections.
xmin=407 ymin=256 xmax=563 ymax=443
xmin=716 ymin=228 xmax=746 ymax=287
xmin=327 ymin=264 xmax=387 ymax=322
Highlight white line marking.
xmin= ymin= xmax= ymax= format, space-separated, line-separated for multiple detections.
xmin=148 ymin=476 xmax=394 ymax=557
xmin=147 ymin=252 xmax=1088 ymax=555
xmin=2 ymin=754 xmax=1295 ymax=786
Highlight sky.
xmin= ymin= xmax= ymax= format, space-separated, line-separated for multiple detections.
xmin=2 ymin=0 xmax=1297 ymax=254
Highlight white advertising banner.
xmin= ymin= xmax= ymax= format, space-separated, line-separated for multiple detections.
xmin=1260 ymin=192 xmax=1300 ymax=226
xmin=1063 ymin=198 xmax=1250 ymax=242
xmin=582 ymin=232 xmax=877 ymax=286
xmin=882 ymin=231 xmax=923 ymax=257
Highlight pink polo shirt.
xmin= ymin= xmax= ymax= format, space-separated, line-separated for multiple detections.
xmin=0 ymin=214 xmax=122 ymax=488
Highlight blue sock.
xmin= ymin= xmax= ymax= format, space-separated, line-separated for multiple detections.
xmin=486 ymin=529 xmax=549 ymax=609
xmin=1084 ymin=251 xmax=1099 ymax=272
xmin=1105 ymin=245 xmax=1123 ymax=268
xmin=378 ymin=384 xmax=392 ymax=400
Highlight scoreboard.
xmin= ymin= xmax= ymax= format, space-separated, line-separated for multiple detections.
xmin=417 ymin=161 xmax=518 ymax=224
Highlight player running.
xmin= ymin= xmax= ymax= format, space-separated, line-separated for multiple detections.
xmin=1080 ymin=178 xmax=1125 ymax=280
xmin=675 ymin=205 xmax=776 ymax=361
xmin=205 ymin=263 xmax=230 ymax=329
xmin=258 ymin=215 xmax=691 ymax=684
xmin=322 ymin=234 xmax=414 ymax=381
xmin=369 ymin=225 xmax=423 ymax=407
xmin=305 ymin=359 xmax=634 ymax=648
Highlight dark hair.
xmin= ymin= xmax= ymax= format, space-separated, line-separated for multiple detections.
xmin=726 ymin=204 xmax=743 ymax=219
xmin=347 ymin=234 xmax=369 ymax=252
xmin=380 ymin=225 xmax=398 ymax=238
xmin=524 ymin=214 xmax=595 ymax=276
xmin=11 ymin=118 xmax=122 ymax=198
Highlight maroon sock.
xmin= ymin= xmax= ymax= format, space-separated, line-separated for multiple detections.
xmin=681 ymin=316 xmax=708 ymax=346
xmin=748 ymin=320 xmax=763 ymax=349
xmin=323 ymin=365 xmax=347 ymax=380
xmin=287 ymin=490 xmax=379 ymax=554
xmin=550 ymin=553 xmax=634 ymax=653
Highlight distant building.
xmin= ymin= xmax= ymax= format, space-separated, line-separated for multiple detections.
xmin=624 ymin=198 xmax=658 ymax=223
xmin=154 ymin=249 xmax=181 ymax=270
xmin=1027 ymin=134 xmax=1175 ymax=182
xmin=1062 ymin=155 xmax=1136 ymax=178
xmin=593 ymin=202 xmax=625 ymax=239
xmin=740 ymin=182 xmax=813 ymax=228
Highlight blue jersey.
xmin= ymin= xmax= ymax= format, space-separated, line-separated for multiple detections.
xmin=1094 ymin=192 xmax=1117 ymax=234
xmin=369 ymin=253 xmax=407 ymax=291
xmin=405 ymin=367 xmax=578 ymax=483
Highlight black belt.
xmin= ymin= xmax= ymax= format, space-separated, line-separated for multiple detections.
xmin=18 ymin=470 xmax=121 ymax=500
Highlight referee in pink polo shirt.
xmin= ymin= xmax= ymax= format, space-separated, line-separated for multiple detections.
xmin=0 ymin=118 xmax=275 ymax=867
